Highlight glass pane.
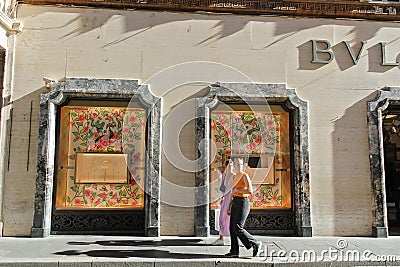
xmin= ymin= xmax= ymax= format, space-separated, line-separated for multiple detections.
xmin=56 ymin=106 xmax=146 ymax=209
xmin=210 ymin=108 xmax=291 ymax=210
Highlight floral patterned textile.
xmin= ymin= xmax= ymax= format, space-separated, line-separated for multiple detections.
xmin=210 ymin=111 xmax=284 ymax=209
xmin=62 ymin=107 xmax=145 ymax=209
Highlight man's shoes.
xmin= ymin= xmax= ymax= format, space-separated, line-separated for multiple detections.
xmin=224 ymin=252 xmax=239 ymax=258
xmin=211 ymin=238 xmax=225 ymax=246
xmin=252 ymin=241 xmax=262 ymax=257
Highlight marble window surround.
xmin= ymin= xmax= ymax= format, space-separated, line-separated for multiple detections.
xmin=367 ymin=87 xmax=400 ymax=238
xmin=31 ymin=78 xmax=161 ymax=237
xmin=195 ymin=83 xmax=312 ymax=237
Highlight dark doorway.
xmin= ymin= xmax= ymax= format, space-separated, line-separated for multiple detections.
xmin=382 ymin=108 xmax=400 ymax=236
xmin=0 ymin=49 xmax=5 ymax=118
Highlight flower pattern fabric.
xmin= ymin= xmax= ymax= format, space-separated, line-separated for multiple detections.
xmin=210 ymin=111 xmax=283 ymax=209
xmin=65 ymin=107 xmax=145 ymax=208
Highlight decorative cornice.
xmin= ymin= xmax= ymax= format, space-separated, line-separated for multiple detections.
xmin=21 ymin=0 xmax=400 ymax=21
xmin=0 ymin=11 xmax=22 ymax=35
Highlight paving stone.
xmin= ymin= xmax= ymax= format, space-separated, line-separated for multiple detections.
xmin=92 ymin=262 xmax=154 ymax=267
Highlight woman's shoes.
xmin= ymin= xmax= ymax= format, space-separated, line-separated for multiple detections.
xmin=224 ymin=252 xmax=239 ymax=258
xmin=211 ymin=238 xmax=225 ymax=246
xmin=252 ymin=241 xmax=263 ymax=257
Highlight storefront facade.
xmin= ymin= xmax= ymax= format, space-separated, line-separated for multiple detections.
xmin=0 ymin=0 xmax=22 ymax=237
xmin=1 ymin=1 xmax=400 ymax=237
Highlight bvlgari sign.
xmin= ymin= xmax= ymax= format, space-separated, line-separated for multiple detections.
xmin=311 ymin=39 xmax=399 ymax=66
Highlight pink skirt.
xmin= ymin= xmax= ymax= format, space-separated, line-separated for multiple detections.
xmin=219 ymin=190 xmax=232 ymax=236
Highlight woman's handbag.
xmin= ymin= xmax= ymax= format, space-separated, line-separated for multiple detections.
xmin=219 ymin=174 xmax=226 ymax=193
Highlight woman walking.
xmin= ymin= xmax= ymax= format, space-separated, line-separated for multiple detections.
xmin=212 ymin=160 xmax=234 ymax=245
xmin=224 ymin=158 xmax=262 ymax=258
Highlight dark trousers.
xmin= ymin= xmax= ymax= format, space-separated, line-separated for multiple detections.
xmin=229 ymin=196 xmax=257 ymax=254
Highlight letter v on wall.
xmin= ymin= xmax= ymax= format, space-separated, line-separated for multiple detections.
xmin=343 ymin=41 xmax=367 ymax=65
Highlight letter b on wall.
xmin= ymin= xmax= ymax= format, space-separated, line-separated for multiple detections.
xmin=311 ymin=39 xmax=334 ymax=64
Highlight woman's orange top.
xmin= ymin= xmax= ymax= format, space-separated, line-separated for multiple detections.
xmin=232 ymin=171 xmax=250 ymax=198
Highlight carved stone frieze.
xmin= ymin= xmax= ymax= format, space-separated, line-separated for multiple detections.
xmin=24 ymin=0 xmax=400 ymax=21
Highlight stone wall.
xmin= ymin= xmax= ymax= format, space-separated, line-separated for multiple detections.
xmin=4 ymin=4 xmax=400 ymax=236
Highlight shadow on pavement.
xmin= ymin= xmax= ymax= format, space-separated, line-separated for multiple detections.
xmin=54 ymin=249 xmax=223 ymax=259
xmin=67 ymin=239 xmax=207 ymax=247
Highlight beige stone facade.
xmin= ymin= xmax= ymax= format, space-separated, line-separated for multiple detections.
xmin=0 ymin=0 xmax=22 ymax=237
xmin=1 ymin=3 xmax=400 ymax=237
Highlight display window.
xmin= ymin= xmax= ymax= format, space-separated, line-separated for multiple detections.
xmin=210 ymin=105 xmax=291 ymax=210
xmin=55 ymin=103 xmax=146 ymax=209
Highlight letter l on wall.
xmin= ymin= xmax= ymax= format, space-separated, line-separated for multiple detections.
xmin=380 ymin=42 xmax=400 ymax=66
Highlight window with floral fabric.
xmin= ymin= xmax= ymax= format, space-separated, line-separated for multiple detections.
xmin=55 ymin=105 xmax=146 ymax=209
xmin=210 ymin=109 xmax=291 ymax=210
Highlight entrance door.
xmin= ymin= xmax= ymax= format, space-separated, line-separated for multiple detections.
xmin=209 ymin=104 xmax=295 ymax=235
xmin=382 ymin=110 xmax=400 ymax=236
xmin=52 ymin=100 xmax=147 ymax=234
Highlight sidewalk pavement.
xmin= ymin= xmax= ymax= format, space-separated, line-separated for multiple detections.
xmin=0 ymin=235 xmax=400 ymax=266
